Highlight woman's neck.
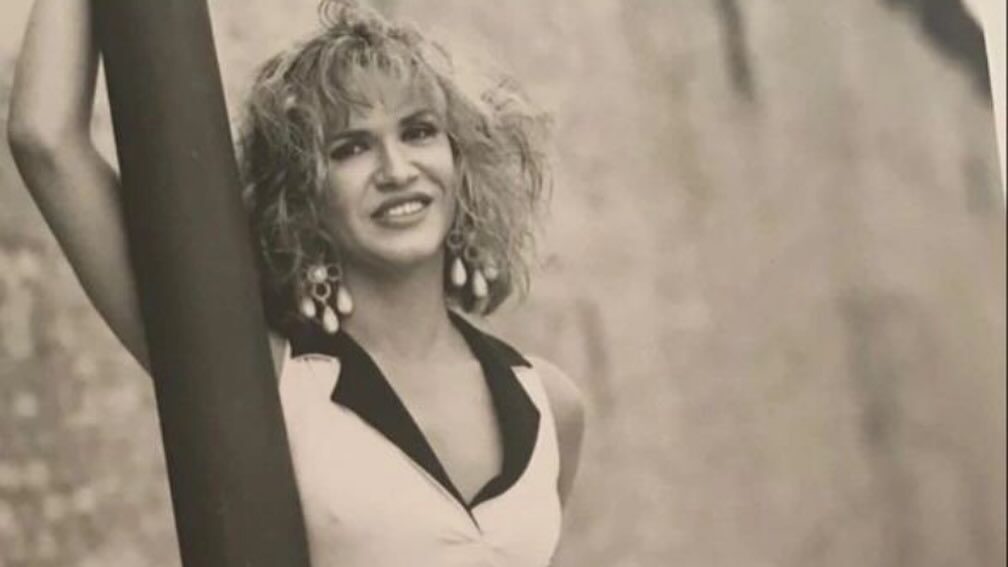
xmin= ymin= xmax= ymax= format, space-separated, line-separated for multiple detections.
xmin=340 ymin=257 xmax=456 ymax=363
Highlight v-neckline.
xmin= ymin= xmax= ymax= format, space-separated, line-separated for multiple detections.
xmin=288 ymin=311 xmax=540 ymax=516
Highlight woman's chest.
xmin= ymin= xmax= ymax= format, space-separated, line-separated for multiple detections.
xmin=389 ymin=364 xmax=502 ymax=503
xmin=279 ymin=377 xmax=563 ymax=566
xmin=276 ymin=354 xmax=563 ymax=566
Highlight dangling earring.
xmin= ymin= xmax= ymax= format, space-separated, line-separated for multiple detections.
xmin=463 ymin=243 xmax=489 ymax=301
xmin=482 ymin=258 xmax=500 ymax=283
xmin=445 ymin=223 xmax=469 ymax=288
xmin=298 ymin=261 xmax=353 ymax=334
xmin=445 ymin=220 xmax=493 ymax=312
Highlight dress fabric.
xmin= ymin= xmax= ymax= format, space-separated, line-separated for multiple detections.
xmin=278 ymin=313 xmax=563 ymax=567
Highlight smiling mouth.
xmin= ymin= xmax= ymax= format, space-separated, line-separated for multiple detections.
xmin=372 ymin=195 xmax=433 ymax=221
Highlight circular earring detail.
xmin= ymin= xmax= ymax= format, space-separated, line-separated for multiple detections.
xmin=299 ymin=262 xmax=353 ymax=334
xmin=445 ymin=225 xmax=468 ymax=288
xmin=445 ymin=223 xmax=494 ymax=312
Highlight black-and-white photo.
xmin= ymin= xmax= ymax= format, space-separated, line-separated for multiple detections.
xmin=0 ymin=1 xmax=1004 ymax=566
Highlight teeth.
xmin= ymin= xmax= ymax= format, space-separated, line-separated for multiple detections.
xmin=383 ymin=200 xmax=425 ymax=217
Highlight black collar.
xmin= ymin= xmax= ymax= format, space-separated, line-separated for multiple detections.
xmin=288 ymin=311 xmax=539 ymax=511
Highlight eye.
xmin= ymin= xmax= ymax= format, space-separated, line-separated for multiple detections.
xmin=401 ymin=122 xmax=440 ymax=143
xmin=329 ymin=138 xmax=370 ymax=162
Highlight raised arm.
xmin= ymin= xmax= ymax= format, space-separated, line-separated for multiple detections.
xmin=7 ymin=0 xmax=149 ymax=369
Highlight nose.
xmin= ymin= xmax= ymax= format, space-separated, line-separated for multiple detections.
xmin=375 ymin=139 xmax=418 ymax=190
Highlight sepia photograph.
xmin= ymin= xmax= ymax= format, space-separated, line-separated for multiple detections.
xmin=0 ymin=1 xmax=1004 ymax=566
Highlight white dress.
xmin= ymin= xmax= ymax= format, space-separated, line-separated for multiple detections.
xmin=277 ymin=312 xmax=563 ymax=566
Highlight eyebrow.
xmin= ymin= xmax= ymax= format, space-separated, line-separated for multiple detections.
xmin=327 ymin=109 xmax=442 ymax=145
xmin=327 ymin=128 xmax=369 ymax=145
xmin=400 ymin=109 xmax=440 ymax=125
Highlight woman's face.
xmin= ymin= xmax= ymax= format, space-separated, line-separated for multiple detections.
xmin=319 ymin=71 xmax=457 ymax=275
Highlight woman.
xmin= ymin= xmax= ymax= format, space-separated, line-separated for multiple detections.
xmin=7 ymin=0 xmax=584 ymax=565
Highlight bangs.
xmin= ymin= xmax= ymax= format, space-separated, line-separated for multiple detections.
xmin=310 ymin=39 xmax=447 ymax=134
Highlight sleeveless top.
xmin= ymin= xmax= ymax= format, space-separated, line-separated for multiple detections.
xmin=278 ymin=312 xmax=563 ymax=567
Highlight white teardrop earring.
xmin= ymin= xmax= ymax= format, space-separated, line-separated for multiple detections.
xmin=482 ymin=258 xmax=500 ymax=283
xmin=463 ymin=242 xmax=488 ymax=301
xmin=336 ymin=283 xmax=354 ymax=317
xmin=445 ymin=224 xmax=469 ymax=288
xmin=446 ymin=214 xmax=499 ymax=313
xmin=471 ymin=269 xmax=489 ymax=299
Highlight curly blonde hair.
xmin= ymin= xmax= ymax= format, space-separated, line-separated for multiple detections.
xmin=238 ymin=0 xmax=551 ymax=334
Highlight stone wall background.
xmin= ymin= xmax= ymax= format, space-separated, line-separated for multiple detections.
xmin=0 ymin=1 xmax=1004 ymax=566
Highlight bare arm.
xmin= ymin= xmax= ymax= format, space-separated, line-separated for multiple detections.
xmin=7 ymin=0 xmax=149 ymax=368
xmin=530 ymin=356 xmax=586 ymax=509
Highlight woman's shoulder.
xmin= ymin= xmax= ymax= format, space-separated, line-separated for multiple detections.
xmin=525 ymin=355 xmax=586 ymax=506
xmin=525 ymin=355 xmax=586 ymax=436
xmin=456 ymin=312 xmax=585 ymax=430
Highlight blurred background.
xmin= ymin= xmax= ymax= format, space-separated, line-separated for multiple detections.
xmin=1 ymin=0 xmax=1004 ymax=565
